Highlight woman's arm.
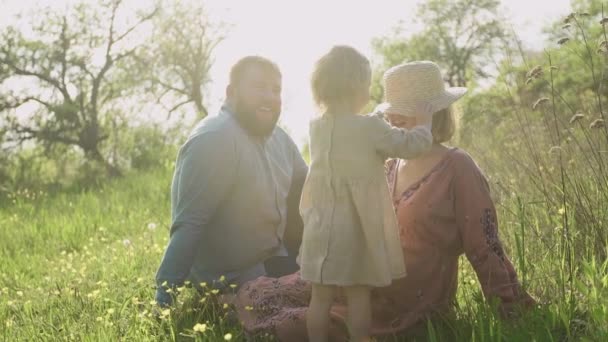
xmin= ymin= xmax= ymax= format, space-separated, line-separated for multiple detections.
xmin=453 ymin=152 xmax=536 ymax=316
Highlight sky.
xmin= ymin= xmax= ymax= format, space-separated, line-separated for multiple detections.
xmin=1 ymin=0 xmax=573 ymax=147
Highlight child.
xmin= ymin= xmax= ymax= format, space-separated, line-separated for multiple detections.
xmin=298 ymin=45 xmax=434 ymax=342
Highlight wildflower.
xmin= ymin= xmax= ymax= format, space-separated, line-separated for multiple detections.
xmin=16 ymin=291 xmax=23 ymax=297
xmin=211 ymin=289 xmax=220 ymax=295
xmin=229 ymin=284 xmax=237 ymax=289
xmin=96 ymin=317 xmax=103 ymax=322
xmin=107 ymin=308 xmax=115 ymax=315
xmin=219 ymin=275 xmax=226 ymax=282
xmin=245 ymin=305 xmax=254 ymax=311
xmin=223 ymin=303 xmax=229 ymax=309
xmin=558 ymin=208 xmax=566 ymax=215
xmin=224 ymin=333 xmax=233 ymax=341
xmin=147 ymin=222 xmax=157 ymax=231
xmin=590 ymin=119 xmax=605 ymax=129
xmin=569 ymin=113 xmax=584 ymax=124
xmin=532 ymin=97 xmax=550 ymax=110
xmin=199 ymin=282 xmax=207 ymax=288
xmin=160 ymin=308 xmax=171 ymax=317
xmin=193 ymin=323 xmax=207 ymax=333
xmin=557 ymin=37 xmax=570 ymax=45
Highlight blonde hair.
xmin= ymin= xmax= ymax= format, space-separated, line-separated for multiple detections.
xmin=431 ymin=106 xmax=457 ymax=143
xmin=311 ymin=45 xmax=371 ymax=113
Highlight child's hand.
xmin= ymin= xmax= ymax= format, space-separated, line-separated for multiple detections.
xmin=413 ymin=102 xmax=435 ymax=128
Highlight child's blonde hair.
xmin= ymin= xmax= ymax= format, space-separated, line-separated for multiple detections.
xmin=311 ymin=45 xmax=371 ymax=113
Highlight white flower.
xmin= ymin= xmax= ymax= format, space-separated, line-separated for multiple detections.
xmin=147 ymin=222 xmax=158 ymax=231
xmin=224 ymin=333 xmax=233 ymax=341
xmin=122 ymin=239 xmax=131 ymax=247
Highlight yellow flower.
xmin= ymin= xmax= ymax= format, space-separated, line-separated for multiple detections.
xmin=224 ymin=333 xmax=233 ymax=341
xmin=219 ymin=275 xmax=226 ymax=282
xmin=211 ymin=289 xmax=220 ymax=295
xmin=161 ymin=309 xmax=170 ymax=317
xmin=16 ymin=291 xmax=23 ymax=297
xmin=558 ymin=207 xmax=566 ymax=215
xmin=107 ymin=308 xmax=115 ymax=315
xmin=223 ymin=303 xmax=229 ymax=309
xmin=245 ymin=306 xmax=254 ymax=311
xmin=193 ymin=323 xmax=207 ymax=333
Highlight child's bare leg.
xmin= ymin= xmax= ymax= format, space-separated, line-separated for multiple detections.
xmin=307 ymin=283 xmax=336 ymax=342
xmin=344 ymin=285 xmax=372 ymax=342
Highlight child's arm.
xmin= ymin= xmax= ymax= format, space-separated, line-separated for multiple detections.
xmin=372 ymin=103 xmax=434 ymax=160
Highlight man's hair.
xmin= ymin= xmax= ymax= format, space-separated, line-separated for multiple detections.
xmin=229 ymin=56 xmax=281 ymax=86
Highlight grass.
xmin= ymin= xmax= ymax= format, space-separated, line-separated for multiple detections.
xmin=1 ymin=158 xmax=607 ymax=341
xmin=0 ymin=165 xmax=247 ymax=341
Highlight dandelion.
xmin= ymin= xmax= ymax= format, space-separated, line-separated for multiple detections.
xmin=532 ymin=97 xmax=550 ymax=110
xmin=223 ymin=303 xmax=229 ymax=309
xmin=569 ymin=113 xmax=584 ymax=124
xmin=557 ymin=37 xmax=570 ymax=45
xmin=219 ymin=275 xmax=226 ymax=282
xmin=211 ymin=289 xmax=220 ymax=295
xmin=224 ymin=333 xmax=233 ymax=341
xmin=193 ymin=323 xmax=207 ymax=333
xmin=147 ymin=222 xmax=157 ymax=231
xmin=590 ymin=119 xmax=605 ymax=129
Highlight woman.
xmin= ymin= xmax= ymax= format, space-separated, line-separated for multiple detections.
xmin=234 ymin=61 xmax=535 ymax=341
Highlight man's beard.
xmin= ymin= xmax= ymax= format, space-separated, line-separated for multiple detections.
xmin=233 ymin=99 xmax=280 ymax=137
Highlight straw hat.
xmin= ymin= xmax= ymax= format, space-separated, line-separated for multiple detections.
xmin=377 ymin=61 xmax=467 ymax=117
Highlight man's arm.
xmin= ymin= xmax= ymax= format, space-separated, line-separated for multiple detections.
xmin=284 ymin=141 xmax=308 ymax=257
xmin=155 ymin=131 xmax=237 ymax=306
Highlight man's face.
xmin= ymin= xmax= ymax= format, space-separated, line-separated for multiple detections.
xmin=231 ymin=65 xmax=282 ymax=137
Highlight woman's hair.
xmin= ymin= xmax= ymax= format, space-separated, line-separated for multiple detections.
xmin=311 ymin=45 xmax=371 ymax=112
xmin=431 ymin=106 xmax=457 ymax=143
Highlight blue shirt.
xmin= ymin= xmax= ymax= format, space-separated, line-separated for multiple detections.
xmin=155 ymin=107 xmax=307 ymax=305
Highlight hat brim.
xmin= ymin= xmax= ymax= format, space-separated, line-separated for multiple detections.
xmin=378 ymin=87 xmax=467 ymax=117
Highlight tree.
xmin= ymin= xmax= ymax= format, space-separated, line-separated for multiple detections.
xmin=0 ymin=0 xmax=158 ymax=176
xmin=137 ymin=0 xmax=225 ymax=120
xmin=371 ymin=0 xmax=510 ymax=102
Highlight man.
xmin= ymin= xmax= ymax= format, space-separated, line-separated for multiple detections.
xmin=155 ymin=56 xmax=308 ymax=306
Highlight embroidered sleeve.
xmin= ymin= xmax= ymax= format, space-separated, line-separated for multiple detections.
xmin=452 ymin=153 xmax=535 ymax=314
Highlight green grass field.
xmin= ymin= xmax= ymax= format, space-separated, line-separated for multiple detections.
xmin=1 ymin=158 xmax=606 ymax=341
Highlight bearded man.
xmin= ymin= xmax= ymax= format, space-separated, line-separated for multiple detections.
xmin=155 ymin=56 xmax=307 ymax=306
